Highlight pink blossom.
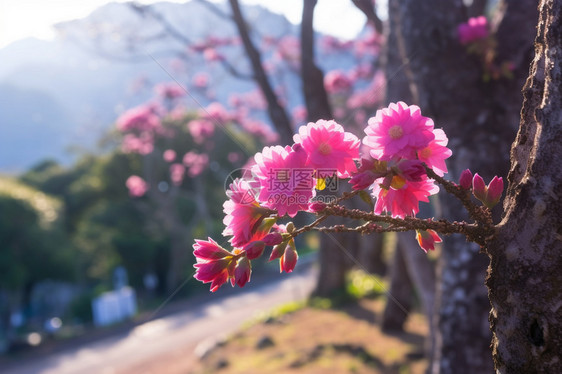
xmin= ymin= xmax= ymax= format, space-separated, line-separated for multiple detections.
xmin=347 ymin=71 xmax=385 ymax=109
xmin=154 ymin=83 xmax=185 ymax=100
xmin=371 ymin=175 xmax=439 ymax=218
xmin=222 ymin=178 xmax=274 ymax=247
xmin=126 ymin=175 xmax=148 ymax=197
xmin=228 ymin=152 xmax=241 ymax=163
xmin=293 ymin=119 xmax=360 ymax=178
xmin=199 ymin=102 xmax=231 ymax=124
xmin=324 ymin=70 xmax=353 ymax=93
xmin=275 ymin=35 xmax=300 ymax=64
xmin=262 ymin=232 xmax=283 ymax=246
xmin=243 ymin=240 xmax=265 ymax=260
xmin=363 ymin=101 xmax=435 ymax=161
xmin=292 ymin=105 xmax=308 ymax=124
xmin=349 ymin=158 xmax=388 ymax=191
xmin=117 ymin=105 xmax=162 ymax=133
xmin=203 ymin=48 xmax=224 ymax=62
xmin=192 ymin=72 xmax=210 ymax=88
xmin=416 ymin=229 xmax=442 ymax=252
xmin=458 ymin=16 xmax=489 ymax=45
xmin=169 ymin=163 xmax=185 ymax=186
xmin=417 ymin=129 xmax=452 ymax=176
xmin=163 ymin=149 xmax=176 ymax=162
xmin=193 ymin=238 xmax=236 ymax=292
xmin=187 ymin=119 xmax=215 ymax=144
xmin=252 ymin=144 xmax=315 ymax=217
xmin=396 ymin=160 xmax=426 ymax=181
xmin=183 ymin=152 xmax=209 ymax=177
xmin=122 ymin=133 xmax=154 ymax=155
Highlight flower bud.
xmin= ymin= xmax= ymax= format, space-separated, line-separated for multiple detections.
xmin=308 ymin=201 xmax=327 ymax=213
xmin=472 ymin=173 xmax=487 ymax=202
xmin=485 ymin=176 xmax=504 ymax=208
xmin=285 ymin=222 xmax=295 ymax=233
xmin=280 ymin=241 xmax=298 ymax=273
xmin=269 ymin=242 xmax=287 ymax=261
xmin=243 ymin=240 xmax=265 ymax=260
xmin=233 ymin=257 xmax=251 ymax=287
xmin=459 ymin=169 xmax=473 ymax=190
xmin=263 ymin=232 xmax=283 ymax=246
xmin=415 ymin=229 xmax=442 ymax=253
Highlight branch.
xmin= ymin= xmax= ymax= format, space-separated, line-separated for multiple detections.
xmin=300 ymin=0 xmax=333 ymax=120
xmin=228 ymin=0 xmax=294 ymax=144
xmin=351 ymin=0 xmax=384 ymax=34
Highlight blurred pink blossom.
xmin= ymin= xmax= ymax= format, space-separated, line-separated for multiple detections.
xmin=154 ymin=83 xmax=185 ymax=100
xmin=458 ymin=16 xmax=489 ymax=45
xmin=187 ymin=119 xmax=215 ymax=144
xmin=163 ymin=149 xmax=176 ymax=162
xmin=126 ymin=175 xmax=148 ymax=197
xmin=324 ymin=70 xmax=353 ymax=93
xmin=170 ymin=163 xmax=186 ymax=186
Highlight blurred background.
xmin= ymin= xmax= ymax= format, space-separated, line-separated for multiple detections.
xmin=0 ymin=0 xmax=517 ymax=373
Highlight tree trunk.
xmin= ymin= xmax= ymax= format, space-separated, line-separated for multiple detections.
xmin=395 ymin=1 xmax=537 ymax=372
xmin=487 ymin=1 xmax=562 ymax=371
xmin=381 ymin=241 xmax=413 ymax=331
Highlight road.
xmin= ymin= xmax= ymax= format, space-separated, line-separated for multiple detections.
xmin=1 ymin=265 xmax=316 ymax=374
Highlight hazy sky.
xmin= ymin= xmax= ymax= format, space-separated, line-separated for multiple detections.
xmin=0 ymin=0 xmax=369 ymax=49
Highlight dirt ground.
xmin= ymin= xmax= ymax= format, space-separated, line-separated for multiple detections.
xmin=119 ymin=297 xmax=428 ymax=374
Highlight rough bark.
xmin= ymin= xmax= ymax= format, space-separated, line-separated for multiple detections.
xmin=395 ymin=1 xmax=538 ymax=372
xmin=228 ymin=0 xmax=294 ymax=145
xmin=487 ymin=1 xmax=562 ymax=371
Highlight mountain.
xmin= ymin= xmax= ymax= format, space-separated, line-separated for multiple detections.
xmin=0 ymin=1 xmax=358 ymax=172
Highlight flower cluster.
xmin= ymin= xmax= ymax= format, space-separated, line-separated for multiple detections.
xmin=192 ymin=102 xmax=505 ymax=292
xmin=356 ymin=101 xmax=451 ymax=218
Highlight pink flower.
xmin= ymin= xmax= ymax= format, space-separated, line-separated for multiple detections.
xmin=154 ymin=83 xmax=184 ymax=100
xmin=292 ymin=105 xmax=307 ymax=124
xmin=262 ymin=232 xmax=283 ymax=246
xmin=200 ymin=102 xmax=231 ymax=124
xmin=163 ymin=149 xmax=176 ymax=162
xmin=183 ymin=152 xmax=209 ymax=177
xmin=192 ymin=73 xmax=209 ymax=88
xmin=203 ymin=48 xmax=224 ymax=62
xmin=458 ymin=16 xmax=489 ymax=45
xmin=324 ymin=70 xmax=353 ymax=93
xmin=121 ymin=133 xmax=154 ymax=155
xmin=193 ymin=238 xmax=236 ymax=292
xmin=416 ymin=230 xmax=442 ymax=252
xmin=243 ymin=240 xmax=265 ymax=260
xmin=252 ymin=144 xmax=315 ymax=217
xmin=222 ymin=178 xmax=274 ymax=247
xmin=363 ymin=102 xmax=435 ymax=161
xmin=396 ymin=160 xmax=426 ymax=181
xmin=371 ymin=175 xmax=439 ymax=218
xmin=349 ymin=158 xmax=388 ymax=191
xmin=169 ymin=163 xmax=185 ymax=186
xmin=126 ymin=175 xmax=148 ymax=197
xmin=417 ymin=129 xmax=452 ymax=176
xmin=117 ymin=105 xmax=162 ymax=133
xmin=293 ymin=119 xmax=360 ymax=178
xmin=187 ymin=119 xmax=215 ymax=144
